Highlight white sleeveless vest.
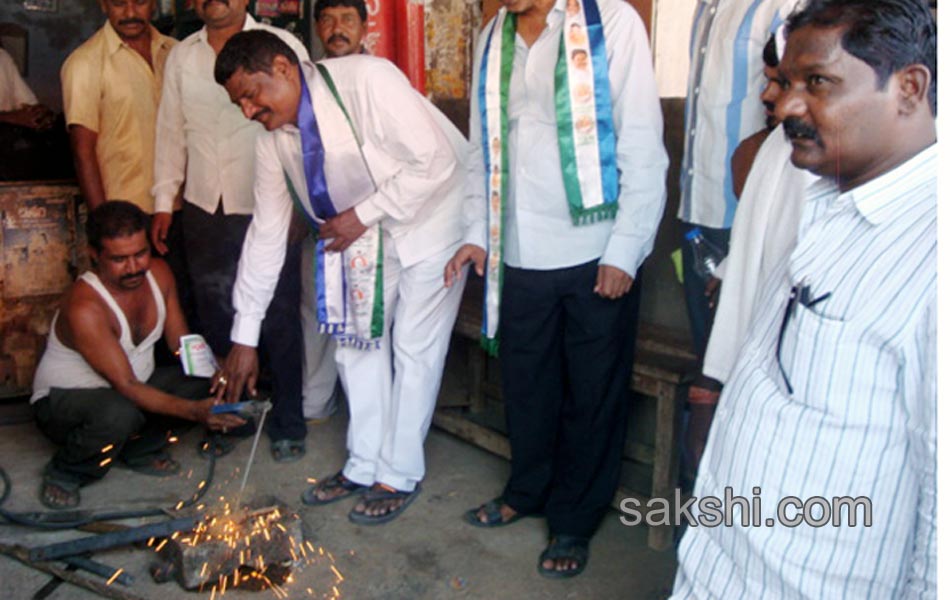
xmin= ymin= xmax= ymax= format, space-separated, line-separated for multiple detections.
xmin=30 ymin=270 xmax=166 ymax=402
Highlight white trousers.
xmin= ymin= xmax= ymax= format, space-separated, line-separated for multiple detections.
xmin=339 ymin=234 xmax=465 ymax=492
xmin=301 ymin=237 xmax=340 ymax=419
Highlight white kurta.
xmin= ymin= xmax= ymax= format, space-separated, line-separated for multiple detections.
xmin=231 ymin=56 xmax=466 ymax=490
xmin=703 ymin=127 xmax=817 ymax=382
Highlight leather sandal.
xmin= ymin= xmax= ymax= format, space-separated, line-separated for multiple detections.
xmin=463 ymin=497 xmax=528 ymax=528
xmin=537 ymin=535 xmax=590 ymax=579
xmin=347 ymin=483 xmax=421 ymax=526
xmin=301 ymin=471 xmax=367 ymax=506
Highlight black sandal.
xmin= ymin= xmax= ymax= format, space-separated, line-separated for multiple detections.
xmin=301 ymin=471 xmax=367 ymax=506
xmin=463 ymin=497 xmax=526 ymax=528
xmin=348 ymin=483 xmax=421 ymax=526
xmin=537 ymin=535 xmax=590 ymax=579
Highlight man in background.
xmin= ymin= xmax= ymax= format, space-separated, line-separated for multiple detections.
xmin=678 ymin=0 xmax=800 ymax=360
xmin=314 ymin=0 xmax=368 ymax=58
xmin=61 ymin=0 xmax=192 ymax=350
xmin=62 ymin=0 xmax=175 ymax=214
xmin=152 ymin=0 xmax=313 ymax=462
xmin=292 ymin=0 xmax=373 ymax=424
xmin=0 ymin=44 xmax=53 ymax=130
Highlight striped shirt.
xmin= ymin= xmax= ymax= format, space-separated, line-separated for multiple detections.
xmin=678 ymin=0 xmax=799 ymax=228
xmin=672 ymin=143 xmax=937 ymax=599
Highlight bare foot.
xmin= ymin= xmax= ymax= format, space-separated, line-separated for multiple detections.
xmin=541 ymin=556 xmax=581 ymax=572
xmin=40 ymin=479 xmax=80 ymax=510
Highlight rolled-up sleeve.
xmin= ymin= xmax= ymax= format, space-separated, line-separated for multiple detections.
xmin=61 ymin=50 xmax=101 ymax=133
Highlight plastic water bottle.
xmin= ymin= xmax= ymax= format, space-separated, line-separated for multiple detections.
xmin=685 ymin=227 xmax=725 ymax=282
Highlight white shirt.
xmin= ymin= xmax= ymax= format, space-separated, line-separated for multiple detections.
xmin=463 ymin=0 xmax=668 ymax=277
xmin=703 ymin=128 xmax=816 ymax=382
xmin=678 ymin=0 xmax=799 ymax=229
xmin=231 ymin=57 xmax=465 ymax=347
xmin=0 ymin=47 xmax=38 ymax=111
xmin=152 ymin=15 xmax=309 ymax=215
xmin=673 ymin=144 xmax=937 ymax=599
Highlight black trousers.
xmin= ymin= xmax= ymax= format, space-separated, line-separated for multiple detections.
xmin=181 ymin=201 xmax=305 ymax=441
xmin=34 ymin=367 xmax=207 ymax=486
xmin=152 ymin=209 xmax=198 ymax=367
xmin=499 ymin=260 xmax=640 ymax=538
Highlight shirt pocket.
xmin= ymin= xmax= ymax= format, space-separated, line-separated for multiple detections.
xmin=778 ymin=302 xmax=850 ymax=410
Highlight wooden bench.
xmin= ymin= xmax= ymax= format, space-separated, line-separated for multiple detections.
xmin=433 ymin=277 xmax=694 ymax=550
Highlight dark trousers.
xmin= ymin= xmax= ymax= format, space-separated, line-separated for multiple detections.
xmin=33 ymin=367 xmax=207 ymax=486
xmin=680 ymin=222 xmax=730 ymax=358
xmin=181 ymin=201 xmax=305 ymax=441
xmin=152 ymin=210 xmax=197 ymax=367
xmin=499 ymin=260 xmax=640 ymax=538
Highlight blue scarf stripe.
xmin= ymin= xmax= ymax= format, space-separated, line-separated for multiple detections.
xmin=582 ymin=0 xmax=619 ymax=205
xmin=315 ymin=237 xmax=329 ymax=324
xmin=478 ymin=16 xmax=498 ymax=337
xmin=297 ymin=66 xmax=338 ymax=220
xmin=297 ymin=65 xmax=338 ymax=324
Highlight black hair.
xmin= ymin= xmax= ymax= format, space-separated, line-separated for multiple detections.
xmin=314 ymin=0 xmax=368 ymax=22
xmin=214 ymin=30 xmax=300 ymax=86
xmin=86 ymin=201 xmax=148 ymax=252
xmin=762 ymin=34 xmax=778 ymax=68
xmin=571 ymin=49 xmax=589 ymax=59
xmin=786 ymin=0 xmax=936 ymax=115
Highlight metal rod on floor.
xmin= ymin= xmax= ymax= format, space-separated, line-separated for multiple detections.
xmin=0 ymin=542 xmax=145 ymax=600
xmin=64 ymin=556 xmax=135 ymax=586
xmin=27 ymin=516 xmax=198 ymax=562
xmin=31 ymin=563 xmax=77 ymax=600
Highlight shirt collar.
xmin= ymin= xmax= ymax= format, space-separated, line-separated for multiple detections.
xmin=278 ymin=60 xmax=314 ymax=134
xmin=548 ymin=0 xmax=566 ymax=26
xmin=801 ymin=143 xmax=937 ymax=226
xmin=102 ymin=21 xmax=169 ymax=57
xmin=849 ymin=143 xmax=936 ymax=225
xmin=196 ymin=13 xmax=258 ymax=44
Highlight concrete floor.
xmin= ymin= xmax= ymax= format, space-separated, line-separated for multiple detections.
xmin=0 ymin=401 xmax=677 ymax=600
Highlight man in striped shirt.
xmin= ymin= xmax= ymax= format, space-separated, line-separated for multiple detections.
xmin=679 ymin=0 xmax=799 ymax=359
xmin=673 ymin=0 xmax=937 ymax=596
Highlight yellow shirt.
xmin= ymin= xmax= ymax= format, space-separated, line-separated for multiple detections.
xmin=61 ymin=22 xmax=176 ymax=213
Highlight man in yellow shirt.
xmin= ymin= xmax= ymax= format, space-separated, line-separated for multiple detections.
xmin=62 ymin=0 xmax=175 ymax=214
xmin=62 ymin=0 xmax=192 ymax=349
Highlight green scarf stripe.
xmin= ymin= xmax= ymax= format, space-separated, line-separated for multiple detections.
xmin=371 ymin=223 xmax=384 ymax=338
xmin=481 ymin=335 xmax=500 ymax=356
xmin=283 ymin=171 xmax=319 ymax=234
xmin=554 ymin=37 xmax=585 ymax=222
xmin=488 ymin=13 xmax=516 ymax=358
xmin=571 ymin=202 xmax=618 ymax=225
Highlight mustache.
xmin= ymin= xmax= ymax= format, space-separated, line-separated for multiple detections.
xmin=783 ymin=118 xmax=821 ymax=144
xmin=251 ymin=108 xmax=270 ymax=122
xmin=203 ymin=0 xmax=228 ymax=8
xmin=327 ymin=34 xmax=350 ymax=45
xmin=121 ymin=270 xmax=147 ymax=281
